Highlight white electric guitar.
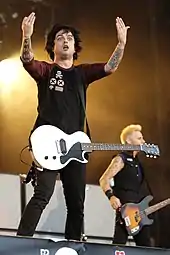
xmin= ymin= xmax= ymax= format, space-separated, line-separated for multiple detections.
xmin=30 ymin=125 xmax=160 ymax=171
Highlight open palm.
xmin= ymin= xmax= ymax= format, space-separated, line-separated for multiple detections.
xmin=116 ymin=17 xmax=130 ymax=46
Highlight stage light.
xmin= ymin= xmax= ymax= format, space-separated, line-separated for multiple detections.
xmin=11 ymin=12 xmax=19 ymax=19
xmin=0 ymin=57 xmax=22 ymax=93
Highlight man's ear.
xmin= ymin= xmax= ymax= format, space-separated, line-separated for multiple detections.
xmin=126 ymin=135 xmax=131 ymax=144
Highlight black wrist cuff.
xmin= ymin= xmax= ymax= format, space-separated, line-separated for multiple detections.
xmin=105 ymin=189 xmax=114 ymax=200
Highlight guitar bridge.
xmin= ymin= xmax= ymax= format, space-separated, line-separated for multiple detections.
xmin=59 ymin=139 xmax=67 ymax=154
xmin=131 ymin=226 xmax=139 ymax=234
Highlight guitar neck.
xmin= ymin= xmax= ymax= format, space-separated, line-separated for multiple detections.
xmin=145 ymin=198 xmax=170 ymax=215
xmin=81 ymin=143 xmax=141 ymax=152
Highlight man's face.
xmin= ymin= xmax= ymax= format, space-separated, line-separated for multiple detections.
xmin=126 ymin=131 xmax=145 ymax=146
xmin=54 ymin=29 xmax=75 ymax=60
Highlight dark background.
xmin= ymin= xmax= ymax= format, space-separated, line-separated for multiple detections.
xmin=0 ymin=0 xmax=170 ymax=248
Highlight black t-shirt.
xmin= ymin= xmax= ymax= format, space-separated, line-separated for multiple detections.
xmin=22 ymin=60 xmax=107 ymax=134
xmin=36 ymin=65 xmax=83 ymax=134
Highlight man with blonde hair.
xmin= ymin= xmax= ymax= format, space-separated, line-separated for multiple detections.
xmin=99 ymin=124 xmax=152 ymax=246
xmin=120 ymin=124 xmax=142 ymax=144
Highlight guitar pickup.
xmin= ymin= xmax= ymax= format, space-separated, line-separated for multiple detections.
xmin=59 ymin=139 xmax=67 ymax=154
xmin=135 ymin=212 xmax=140 ymax=222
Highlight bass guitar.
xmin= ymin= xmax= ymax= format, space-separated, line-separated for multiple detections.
xmin=120 ymin=195 xmax=170 ymax=236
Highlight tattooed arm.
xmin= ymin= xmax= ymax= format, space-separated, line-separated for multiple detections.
xmin=99 ymin=155 xmax=124 ymax=192
xmin=104 ymin=43 xmax=125 ymax=73
xmin=20 ymin=12 xmax=35 ymax=62
xmin=21 ymin=37 xmax=34 ymax=63
xmin=99 ymin=155 xmax=124 ymax=209
xmin=104 ymin=17 xmax=130 ymax=74
xmin=20 ymin=12 xmax=48 ymax=80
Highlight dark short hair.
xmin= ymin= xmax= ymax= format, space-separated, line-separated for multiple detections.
xmin=45 ymin=24 xmax=82 ymax=61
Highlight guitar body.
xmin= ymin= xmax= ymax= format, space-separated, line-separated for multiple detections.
xmin=30 ymin=125 xmax=91 ymax=170
xmin=120 ymin=195 xmax=154 ymax=236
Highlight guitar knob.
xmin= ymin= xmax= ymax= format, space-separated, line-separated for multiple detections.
xmin=53 ymin=156 xmax=56 ymax=160
xmin=44 ymin=156 xmax=48 ymax=160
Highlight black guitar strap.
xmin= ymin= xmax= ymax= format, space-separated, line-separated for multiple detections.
xmin=75 ymin=66 xmax=91 ymax=139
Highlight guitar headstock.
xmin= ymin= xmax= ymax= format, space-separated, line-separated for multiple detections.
xmin=141 ymin=143 xmax=160 ymax=158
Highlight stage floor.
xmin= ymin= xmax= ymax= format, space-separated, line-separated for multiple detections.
xmin=0 ymin=234 xmax=169 ymax=255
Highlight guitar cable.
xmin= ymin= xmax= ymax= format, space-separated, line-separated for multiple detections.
xmin=19 ymin=145 xmax=43 ymax=171
xmin=19 ymin=145 xmax=39 ymax=187
xmin=19 ymin=145 xmax=32 ymax=167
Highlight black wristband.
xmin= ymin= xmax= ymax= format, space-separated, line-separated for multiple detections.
xmin=105 ymin=189 xmax=114 ymax=200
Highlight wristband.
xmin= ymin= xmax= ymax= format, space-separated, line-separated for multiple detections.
xmin=105 ymin=189 xmax=114 ymax=200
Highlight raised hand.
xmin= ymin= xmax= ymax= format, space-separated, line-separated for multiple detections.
xmin=21 ymin=12 xmax=36 ymax=38
xmin=116 ymin=17 xmax=130 ymax=46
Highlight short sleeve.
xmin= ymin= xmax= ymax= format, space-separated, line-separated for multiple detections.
xmin=21 ymin=59 xmax=51 ymax=82
xmin=79 ymin=63 xmax=109 ymax=88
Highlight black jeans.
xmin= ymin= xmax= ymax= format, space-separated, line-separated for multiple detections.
xmin=113 ymin=216 xmax=152 ymax=247
xmin=17 ymin=161 xmax=86 ymax=240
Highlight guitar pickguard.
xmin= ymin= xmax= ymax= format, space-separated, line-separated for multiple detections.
xmin=60 ymin=142 xmax=84 ymax=164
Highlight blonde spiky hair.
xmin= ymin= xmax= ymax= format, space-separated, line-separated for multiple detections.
xmin=120 ymin=124 xmax=142 ymax=144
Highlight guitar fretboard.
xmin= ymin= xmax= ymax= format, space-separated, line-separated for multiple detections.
xmin=145 ymin=198 xmax=170 ymax=215
xmin=81 ymin=143 xmax=141 ymax=152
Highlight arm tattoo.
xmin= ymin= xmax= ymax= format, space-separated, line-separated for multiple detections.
xmin=108 ymin=156 xmax=124 ymax=175
xmin=21 ymin=37 xmax=34 ymax=62
xmin=99 ymin=156 xmax=124 ymax=191
xmin=107 ymin=45 xmax=124 ymax=71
